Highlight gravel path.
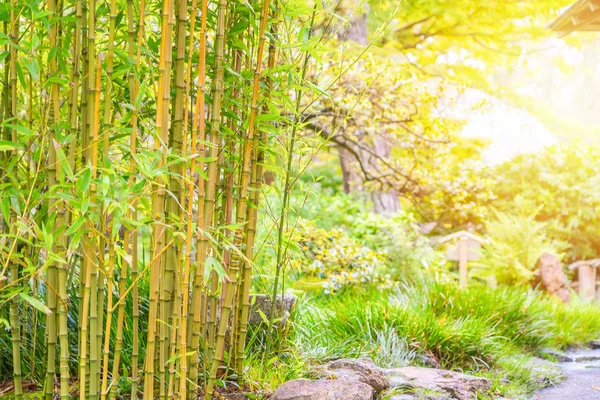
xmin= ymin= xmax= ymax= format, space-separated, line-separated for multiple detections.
xmin=532 ymin=349 xmax=600 ymax=400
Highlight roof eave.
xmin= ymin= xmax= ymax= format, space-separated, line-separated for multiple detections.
xmin=549 ymin=0 xmax=600 ymax=34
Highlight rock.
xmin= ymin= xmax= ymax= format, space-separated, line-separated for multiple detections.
xmin=318 ymin=358 xmax=388 ymax=393
xmin=385 ymin=367 xmax=492 ymax=400
xmin=573 ymin=355 xmax=600 ymax=362
xmin=269 ymin=378 xmax=373 ymax=400
xmin=422 ymin=397 xmax=453 ymax=400
xmin=588 ymin=340 xmax=600 ymax=349
xmin=389 ymin=395 xmax=416 ymax=400
xmin=529 ymin=357 xmax=566 ymax=388
xmin=248 ymin=294 xmax=296 ymax=326
xmin=533 ymin=253 xmax=571 ymax=303
xmin=416 ymin=354 xmax=441 ymax=368
xmin=539 ymin=348 xmax=573 ymax=362
xmin=388 ymin=375 xmax=415 ymax=390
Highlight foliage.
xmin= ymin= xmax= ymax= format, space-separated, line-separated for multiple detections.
xmin=292 ymin=220 xmax=389 ymax=293
xmin=301 ymin=0 xmax=571 ymax=216
xmin=305 ymin=45 xmax=495 ymax=220
xmin=373 ymin=0 xmax=572 ymax=89
xmin=0 ymin=0 xmax=327 ymax=396
xmin=295 ymin=282 xmax=600 ymax=395
xmin=492 ymin=143 xmax=600 ymax=262
xmin=297 ymin=187 xmax=450 ymax=278
xmin=471 ymin=210 xmax=566 ymax=285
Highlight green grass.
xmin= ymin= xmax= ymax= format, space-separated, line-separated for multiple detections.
xmin=245 ymin=282 xmax=600 ymax=397
xmin=0 ymin=272 xmax=150 ymax=390
xmin=4 ymin=277 xmax=600 ymax=398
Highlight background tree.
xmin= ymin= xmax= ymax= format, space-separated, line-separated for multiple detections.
xmin=304 ymin=0 xmax=571 ymax=214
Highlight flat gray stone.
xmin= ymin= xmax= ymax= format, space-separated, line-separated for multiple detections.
xmin=539 ymin=348 xmax=573 ymax=362
xmin=270 ymin=378 xmax=373 ymax=400
xmin=388 ymin=375 xmax=415 ymax=390
xmin=588 ymin=340 xmax=600 ymax=349
xmin=386 ymin=367 xmax=492 ymax=400
xmin=248 ymin=294 xmax=296 ymax=326
xmin=389 ymin=395 xmax=415 ymax=400
xmin=318 ymin=358 xmax=388 ymax=393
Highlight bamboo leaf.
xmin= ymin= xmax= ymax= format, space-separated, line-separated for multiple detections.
xmin=55 ymin=145 xmax=73 ymax=179
xmin=66 ymin=217 xmax=86 ymax=235
xmin=135 ymin=81 xmax=148 ymax=109
xmin=23 ymin=58 xmax=40 ymax=81
xmin=0 ymin=141 xmax=19 ymax=151
xmin=77 ymin=168 xmax=92 ymax=192
xmin=19 ymin=293 xmax=52 ymax=315
xmin=2 ymin=123 xmax=34 ymax=138
xmin=205 ymin=256 xmax=227 ymax=282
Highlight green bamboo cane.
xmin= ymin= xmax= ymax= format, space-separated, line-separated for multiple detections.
xmin=97 ymin=0 xmax=118 ymax=395
xmin=89 ymin=55 xmax=102 ymax=400
xmin=45 ymin=0 xmax=62 ymax=395
xmin=144 ymin=0 xmax=174 ymax=396
xmin=101 ymin=224 xmax=116 ymax=399
xmin=235 ymin=7 xmax=279 ymax=379
xmin=109 ymin=0 xmax=144 ymax=397
xmin=131 ymin=2 xmax=145 ymax=397
xmin=203 ymin=0 xmax=228 ymax=376
xmin=158 ymin=2 xmax=176 ymax=396
xmin=7 ymin=0 xmax=22 ymax=396
xmin=76 ymin=4 xmax=89 ymax=391
xmin=188 ymin=1 xmax=209 ymax=393
xmin=205 ymin=0 xmax=271 ymax=396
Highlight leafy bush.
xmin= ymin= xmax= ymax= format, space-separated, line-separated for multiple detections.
xmin=297 ymin=190 xmax=449 ymax=281
xmin=471 ymin=210 xmax=566 ymax=285
xmin=292 ymin=220 xmax=389 ymax=293
xmin=255 ymin=185 xmax=449 ymax=294
xmin=493 ymin=143 xmax=600 ymax=262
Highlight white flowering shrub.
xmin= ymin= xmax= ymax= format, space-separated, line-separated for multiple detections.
xmin=292 ymin=220 xmax=390 ymax=293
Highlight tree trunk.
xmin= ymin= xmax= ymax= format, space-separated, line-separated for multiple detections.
xmin=335 ymin=1 xmax=400 ymax=214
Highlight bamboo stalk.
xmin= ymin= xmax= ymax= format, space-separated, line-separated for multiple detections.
xmin=78 ymin=0 xmax=92 ymax=395
xmin=188 ymin=0 xmax=209 ymax=393
xmin=159 ymin=0 xmax=190 ymax=395
xmin=8 ymin=0 xmax=22 ymax=397
xmin=109 ymin=0 xmax=144 ymax=395
xmin=68 ymin=0 xmax=82 ymax=172
xmin=130 ymin=2 xmax=145 ymax=398
xmin=203 ymin=0 xmax=228 ymax=379
xmin=144 ymin=0 xmax=174 ymax=396
xmin=158 ymin=0 xmax=176 ymax=394
xmin=266 ymin=2 xmax=318 ymax=356
xmin=235 ymin=12 xmax=279 ymax=375
xmin=45 ymin=0 xmax=63 ymax=395
xmin=97 ymin=0 xmax=118 ymax=396
xmin=100 ymin=222 xmax=116 ymax=399
xmin=205 ymin=0 xmax=271 ymax=396
xmin=176 ymin=0 xmax=203 ymax=393
xmin=89 ymin=54 xmax=102 ymax=400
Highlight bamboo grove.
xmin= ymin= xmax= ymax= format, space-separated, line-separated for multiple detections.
xmin=0 ymin=0 xmax=318 ymax=396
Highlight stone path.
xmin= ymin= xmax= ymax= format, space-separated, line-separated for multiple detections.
xmin=532 ymin=349 xmax=600 ymax=400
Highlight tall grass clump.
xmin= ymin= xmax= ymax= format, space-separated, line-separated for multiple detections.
xmin=297 ymin=283 xmax=600 ymax=371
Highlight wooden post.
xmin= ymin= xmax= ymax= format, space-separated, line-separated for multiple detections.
xmin=593 ymin=267 xmax=597 ymax=300
xmin=459 ymin=235 xmax=468 ymax=288
xmin=439 ymin=230 xmax=484 ymax=289
xmin=579 ymin=264 xmax=595 ymax=300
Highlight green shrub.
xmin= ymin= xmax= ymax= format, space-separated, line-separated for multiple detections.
xmin=292 ymin=220 xmax=389 ymax=293
xmin=493 ymin=143 xmax=600 ymax=262
xmin=471 ymin=210 xmax=566 ymax=285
